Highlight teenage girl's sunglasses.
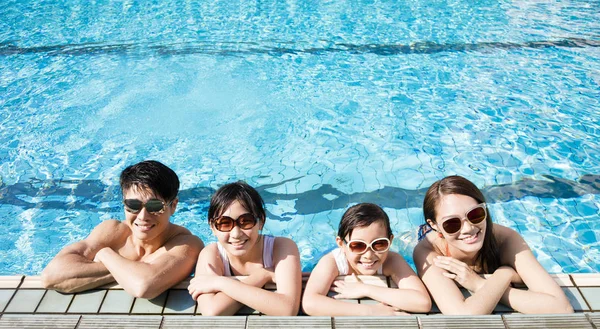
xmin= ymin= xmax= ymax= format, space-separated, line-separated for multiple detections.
xmin=212 ymin=213 xmax=258 ymax=232
xmin=123 ymin=198 xmax=173 ymax=215
xmin=344 ymin=237 xmax=391 ymax=254
xmin=440 ymin=203 xmax=487 ymax=234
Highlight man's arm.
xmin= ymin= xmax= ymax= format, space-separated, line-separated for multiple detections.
xmin=41 ymin=220 xmax=124 ymax=293
xmin=96 ymin=233 xmax=203 ymax=299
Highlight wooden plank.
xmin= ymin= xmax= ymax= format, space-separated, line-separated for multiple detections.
xmin=78 ymin=315 xmax=162 ymax=328
xmin=247 ymin=316 xmax=331 ymax=329
xmin=420 ymin=315 xmax=505 ymax=328
xmin=334 ymin=316 xmax=419 ymax=328
xmin=503 ymin=313 xmax=593 ymax=329
xmin=162 ymin=316 xmax=246 ymax=329
xmin=0 ymin=314 xmax=80 ymax=329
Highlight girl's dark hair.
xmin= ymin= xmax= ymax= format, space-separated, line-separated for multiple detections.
xmin=208 ymin=181 xmax=266 ymax=225
xmin=120 ymin=160 xmax=179 ymax=202
xmin=337 ymin=203 xmax=393 ymax=240
xmin=423 ymin=175 xmax=500 ymax=273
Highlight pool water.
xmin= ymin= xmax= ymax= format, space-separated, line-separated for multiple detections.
xmin=1 ymin=0 xmax=599 ymax=275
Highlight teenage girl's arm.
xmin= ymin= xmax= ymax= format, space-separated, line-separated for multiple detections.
xmin=302 ymin=253 xmax=400 ymax=316
xmin=413 ymin=238 xmax=516 ymax=315
xmin=191 ymin=237 xmax=302 ymax=316
xmin=496 ymin=226 xmax=573 ymax=314
xmin=332 ymin=252 xmax=431 ymax=313
xmin=41 ymin=220 xmax=124 ymax=293
xmin=190 ymin=243 xmax=273 ymax=316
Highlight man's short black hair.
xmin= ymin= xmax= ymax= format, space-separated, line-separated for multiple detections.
xmin=120 ymin=160 xmax=179 ymax=201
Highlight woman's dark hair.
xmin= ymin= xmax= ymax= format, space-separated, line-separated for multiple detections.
xmin=337 ymin=203 xmax=393 ymax=240
xmin=208 ymin=181 xmax=266 ymax=225
xmin=120 ymin=160 xmax=179 ymax=202
xmin=423 ymin=175 xmax=500 ymax=273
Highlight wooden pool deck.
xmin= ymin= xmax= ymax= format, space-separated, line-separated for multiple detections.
xmin=0 ymin=273 xmax=598 ymax=328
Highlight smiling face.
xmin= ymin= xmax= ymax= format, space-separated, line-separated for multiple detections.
xmin=212 ymin=200 xmax=263 ymax=259
xmin=429 ymin=193 xmax=486 ymax=256
xmin=123 ymin=186 xmax=176 ymax=242
xmin=336 ymin=220 xmax=392 ymax=275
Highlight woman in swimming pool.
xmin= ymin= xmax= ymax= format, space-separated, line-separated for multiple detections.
xmin=188 ymin=181 xmax=302 ymax=315
xmin=413 ymin=175 xmax=573 ymax=314
xmin=303 ymin=203 xmax=431 ymax=316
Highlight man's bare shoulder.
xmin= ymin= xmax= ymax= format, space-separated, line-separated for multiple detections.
xmin=164 ymin=224 xmax=204 ymax=249
xmin=87 ymin=219 xmax=130 ymax=244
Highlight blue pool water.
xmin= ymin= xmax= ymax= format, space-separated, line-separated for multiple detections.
xmin=1 ymin=0 xmax=599 ymax=275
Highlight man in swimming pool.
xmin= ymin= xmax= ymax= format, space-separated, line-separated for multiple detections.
xmin=41 ymin=160 xmax=204 ymax=299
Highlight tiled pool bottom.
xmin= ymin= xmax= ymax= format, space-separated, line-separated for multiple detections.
xmin=0 ymin=274 xmax=599 ymax=328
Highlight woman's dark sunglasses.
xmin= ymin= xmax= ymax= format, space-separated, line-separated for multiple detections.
xmin=123 ymin=199 xmax=173 ymax=215
xmin=213 ymin=213 xmax=258 ymax=232
xmin=440 ymin=203 xmax=487 ymax=234
xmin=344 ymin=237 xmax=391 ymax=254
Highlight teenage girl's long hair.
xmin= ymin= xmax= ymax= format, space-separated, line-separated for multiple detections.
xmin=423 ymin=175 xmax=500 ymax=273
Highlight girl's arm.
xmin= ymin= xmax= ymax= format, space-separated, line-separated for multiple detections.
xmin=191 ymin=237 xmax=302 ymax=316
xmin=497 ymin=226 xmax=573 ymax=314
xmin=302 ymin=253 xmax=399 ymax=316
xmin=382 ymin=252 xmax=431 ymax=312
xmin=190 ymin=244 xmax=273 ymax=316
xmin=413 ymin=241 xmax=515 ymax=315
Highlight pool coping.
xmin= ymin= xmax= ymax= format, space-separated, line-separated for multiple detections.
xmin=0 ymin=273 xmax=598 ymax=328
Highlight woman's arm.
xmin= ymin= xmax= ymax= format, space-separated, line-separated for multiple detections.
xmin=497 ymin=226 xmax=573 ymax=314
xmin=302 ymin=253 xmax=398 ymax=316
xmin=413 ymin=240 xmax=515 ymax=315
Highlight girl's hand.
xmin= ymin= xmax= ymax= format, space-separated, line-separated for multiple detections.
xmin=331 ymin=273 xmax=369 ymax=299
xmin=433 ymin=256 xmax=485 ymax=293
xmin=188 ymin=276 xmax=223 ymax=300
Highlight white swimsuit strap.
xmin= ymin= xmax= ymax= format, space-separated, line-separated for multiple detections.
xmin=216 ymin=242 xmax=233 ymax=276
xmin=217 ymin=235 xmax=275 ymax=276
xmin=262 ymin=235 xmax=275 ymax=268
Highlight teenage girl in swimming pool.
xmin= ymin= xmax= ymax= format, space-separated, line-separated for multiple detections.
xmin=303 ymin=203 xmax=431 ymax=316
xmin=413 ymin=175 xmax=573 ymax=314
xmin=188 ymin=181 xmax=302 ymax=315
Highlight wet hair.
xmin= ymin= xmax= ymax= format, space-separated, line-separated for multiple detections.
xmin=119 ymin=160 xmax=179 ymax=202
xmin=337 ymin=203 xmax=393 ymax=240
xmin=208 ymin=181 xmax=266 ymax=225
xmin=423 ymin=175 xmax=500 ymax=273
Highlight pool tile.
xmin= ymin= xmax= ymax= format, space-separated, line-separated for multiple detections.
xmin=0 ymin=290 xmax=16 ymax=312
xmin=562 ymin=287 xmax=590 ymax=311
xmin=67 ymin=290 xmax=107 ymax=313
xmin=163 ymin=289 xmax=196 ymax=314
xmin=130 ymin=290 xmax=167 ymax=314
xmin=99 ymin=289 xmax=135 ymax=314
xmin=3 ymin=289 xmax=45 ymax=313
xmin=162 ymin=316 xmax=246 ymax=329
xmin=19 ymin=276 xmax=44 ymax=288
xmin=551 ymin=274 xmax=574 ymax=287
xmin=36 ymin=290 xmax=74 ymax=313
xmin=579 ymin=287 xmax=600 ymax=311
xmin=78 ymin=315 xmax=162 ymax=328
xmin=571 ymin=274 xmax=600 ymax=287
xmin=247 ymin=316 xmax=332 ymax=329
xmin=502 ymin=313 xmax=593 ymax=329
xmin=334 ymin=316 xmax=418 ymax=328
xmin=420 ymin=315 xmax=505 ymax=328
xmin=0 ymin=314 xmax=80 ymax=329
xmin=0 ymin=276 xmax=23 ymax=288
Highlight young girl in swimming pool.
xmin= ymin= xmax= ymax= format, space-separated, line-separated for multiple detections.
xmin=413 ymin=175 xmax=573 ymax=314
xmin=188 ymin=181 xmax=302 ymax=315
xmin=302 ymin=203 xmax=431 ymax=316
